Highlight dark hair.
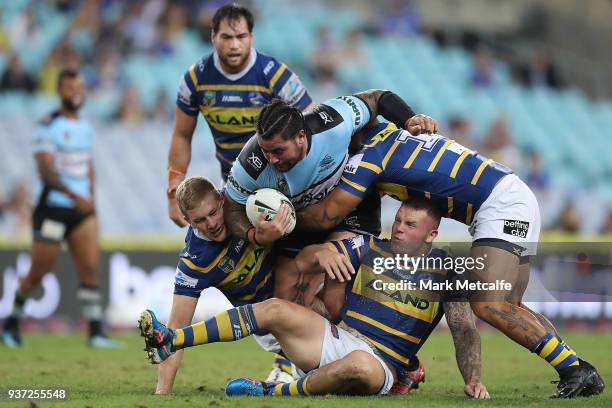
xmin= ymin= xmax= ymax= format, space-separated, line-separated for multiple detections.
xmin=256 ymin=99 xmax=304 ymax=140
xmin=57 ymin=68 xmax=80 ymax=89
xmin=212 ymin=4 xmax=254 ymax=33
xmin=402 ymin=196 xmax=443 ymax=223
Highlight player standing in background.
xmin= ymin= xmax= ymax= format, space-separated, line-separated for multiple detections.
xmin=167 ymin=4 xmax=314 ymax=227
xmin=1 ymin=69 xmax=120 ymax=349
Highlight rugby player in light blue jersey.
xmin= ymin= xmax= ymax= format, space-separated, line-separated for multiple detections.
xmin=166 ymin=4 xmax=314 ymax=227
xmin=1 ymin=69 xmax=120 ymax=349
xmin=153 ymin=176 xmax=293 ymax=394
xmin=223 ymin=89 xmax=437 ymax=306
xmin=296 ymin=127 xmax=605 ymax=398
xmin=138 ymin=198 xmax=488 ymax=398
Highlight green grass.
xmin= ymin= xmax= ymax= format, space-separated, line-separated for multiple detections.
xmin=0 ymin=331 xmax=609 ymax=407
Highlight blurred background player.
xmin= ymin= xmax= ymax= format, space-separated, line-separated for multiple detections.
xmin=167 ymin=4 xmax=314 ymax=227
xmin=1 ymin=68 xmax=120 ymax=349
xmin=138 ymin=198 xmax=488 ymax=398
xmin=156 ymin=176 xmax=292 ymax=394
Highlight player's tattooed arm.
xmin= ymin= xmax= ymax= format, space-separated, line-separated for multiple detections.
xmin=223 ymin=193 xmax=253 ymax=240
xmin=353 ymin=89 xmax=438 ymax=134
xmin=297 ymin=188 xmax=361 ymax=231
xmin=444 ymin=301 xmax=482 ymax=385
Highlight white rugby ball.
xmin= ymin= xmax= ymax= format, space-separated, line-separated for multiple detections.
xmin=246 ymin=188 xmax=296 ymax=235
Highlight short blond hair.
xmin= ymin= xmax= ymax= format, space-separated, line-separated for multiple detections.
xmin=175 ymin=176 xmax=219 ymax=216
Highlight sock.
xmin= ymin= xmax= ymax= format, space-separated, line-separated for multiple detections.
xmin=173 ymin=304 xmax=260 ymax=349
xmin=531 ymin=332 xmax=579 ymax=372
xmin=268 ymin=375 xmax=311 ymax=396
xmin=77 ymin=285 xmax=104 ymax=337
xmin=5 ymin=290 xmax=27 ymax=331
xmin=273 ymin=354 xmax=293 ymax=375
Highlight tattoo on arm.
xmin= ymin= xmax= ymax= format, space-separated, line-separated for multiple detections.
xmin=298 ymin=204 xmax=345 ymax=231
xmin=223 ymin=193 xmax=252 ymax=239
xmin=353 ymin=89 xmax=386 ymax=118
xmin=444 ymin=301 xmax=482 ymax=384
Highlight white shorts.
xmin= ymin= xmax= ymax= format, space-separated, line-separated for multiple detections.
xmin=253 ymin=332 xmax=282 ymax=353
xmin=319 ymin=320 xmax=395 ymax=395
xmin=469 ymin=174 xmax=541 ymax=257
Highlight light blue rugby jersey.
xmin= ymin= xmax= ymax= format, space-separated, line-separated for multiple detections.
xmin=225 ymin=96 xmax=371 ymax=210
xmin=32 ymin=112 xmax=93 ymax=208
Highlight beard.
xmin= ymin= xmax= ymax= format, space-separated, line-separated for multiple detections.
xmin=62 ymin=95 xmax=84 ymax=112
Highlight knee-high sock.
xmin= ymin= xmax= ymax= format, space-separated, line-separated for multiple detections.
xmin=269 ymin=375 xmax=311 ymax=396
xmin=173 ymin=304 xmax=260 ymax=349
xmin=531 ymin=332 xmax=579 ymax=372
xmin=77 ymin=285 xmax=104 ymax=337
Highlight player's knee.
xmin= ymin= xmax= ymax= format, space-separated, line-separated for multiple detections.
xmin=259 ymin=298 xmax=293 ymax=322
xmin=336 ymin=351 xmax=379 ymax=383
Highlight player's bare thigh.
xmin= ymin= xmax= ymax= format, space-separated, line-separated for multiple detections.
xmin=67 ymin=215 xmax=99 ymax=286
xmin=469 ymin=245 xmax=520 ymax=302
xmin=253 ymin=298 xmax=326 ymax=371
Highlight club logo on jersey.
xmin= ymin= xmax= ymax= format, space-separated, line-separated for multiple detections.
xmin=219 ymin=256 xmax=235 ymax=274
xmin=318 ymin=111 xmax=333 ymax=124
xmin=344 ymin=153 xmax=363 ymax=174
xmin=503 ymin=219 xmax=530 ymax=238
xmin=318 ymin=154 xmax=335 ymax=172
xmin=202 ymin=91 xmax=216 ymax=107
xmin=248 ymin=152 xmax=263 ymax=169
xmin=64 ymin=131 xmax=71 ymax=142
xmin=175 ymin=269 xmax=198 ymax=288
xmin=248 ymin=91 xmax=265 ymax=106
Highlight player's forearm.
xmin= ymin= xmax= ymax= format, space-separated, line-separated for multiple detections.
xmin=39 ymin=167 xmax=76 ymax=198
xmin=294 ymin=245 xmax=326 ymax=275
xmin=168 ymin=131 xmax=191 ymax=174
xmin=156 ymin=349 xmax=184 ymax=395
xmin=445 ymin=302 xmax=482 ymax=384
xmin=298 ymin=203 xmax=344 ymax=231
xmin=223 ymin=193 xmax=252 ymax=240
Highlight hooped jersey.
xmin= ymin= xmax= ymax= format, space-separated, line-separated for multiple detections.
xmin=33 ymin=111 xmax=93 ymax=208
xmin=331 ymin=235 xmax=466 ymax=371
xmin=174 ymin=227 xmax=275 ymax=305
xmin=176 ymin=49 xmax=312 ymax=178
xmin=339 ymin=129 xmax=512 ymax=225
xmin=225 ymin=95 xmax=371 ymax=210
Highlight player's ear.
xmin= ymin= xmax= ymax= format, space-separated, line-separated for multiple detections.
xmin=426 ymin=229 xmax=438 ymax=243
xmin=296 ymin=129 xmax=307 ymax=144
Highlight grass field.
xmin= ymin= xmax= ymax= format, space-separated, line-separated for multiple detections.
xmin=0 ymin=330 xmax=609 ymax=407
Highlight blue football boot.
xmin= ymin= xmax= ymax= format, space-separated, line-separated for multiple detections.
xmin=138 ymin=309 xmax=174 ymax=364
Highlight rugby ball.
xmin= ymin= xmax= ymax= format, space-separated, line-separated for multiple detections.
xmin=246 ymin=188 xmax=296 ymax=235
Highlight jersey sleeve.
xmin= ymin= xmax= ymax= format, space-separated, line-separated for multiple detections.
xmin=329 ymin=234 xmax=368 ymax=271
xmin=226 ymin=163 xmax=258 ymax=205
xmin=173 ymin=232 xmax=221 ymax=298
xmin=268 ymin=60 xmax=312 ymax=110
xmin=322 ymin=95 xmax=371 ymax=136
xmin=176 ymin=64 xmax=199 ymax=117
xmin=338 ymin=148 xmax=383 ymax=198
xmin=33 ymin=123 xmax=56 ymax=154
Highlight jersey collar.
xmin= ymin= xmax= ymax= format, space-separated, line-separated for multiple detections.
xmin=213 ymin=48 xmax=257 ymax=81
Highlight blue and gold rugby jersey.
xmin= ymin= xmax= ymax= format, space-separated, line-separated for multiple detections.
xmin=226 ymin=96 xmax=371 ymax=210
xmin=339 ymin=129 xmax=512 ymax=225
xmin=33 ymin=111 xmax=93 ymax=208
xmin=176 ymin=49 xmax=312 ymax=179
xmin=174 ymin=227 xmax=275 ymax=305
xmin=331 ymin=235 xmax=466 ymax=371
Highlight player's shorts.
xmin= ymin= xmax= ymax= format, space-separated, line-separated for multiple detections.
xmin=274 ymin=188 xmax=381 ymax=258
xmin=469 ymin=174 xmax=541 ymax=259
xmin=32 ymin=204 xmax=93 ymax=242
xmin=319 ymin=320 xmax=394 ymax=395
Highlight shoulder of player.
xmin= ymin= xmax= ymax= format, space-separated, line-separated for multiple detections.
xmin=303 ymin=103 xmax=346 ymax=135
xmin=37 ymin=110 xmax=62 ymax=127
xmin=181 ymin=228 xmax=230 ymax=269
xmin=254 ymin=51 xmax=288 ymax=79
xmin=236 ymin=135 xmax=269 ymax=179
xmin=185 ymin=54 xmax=213 ymax=85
